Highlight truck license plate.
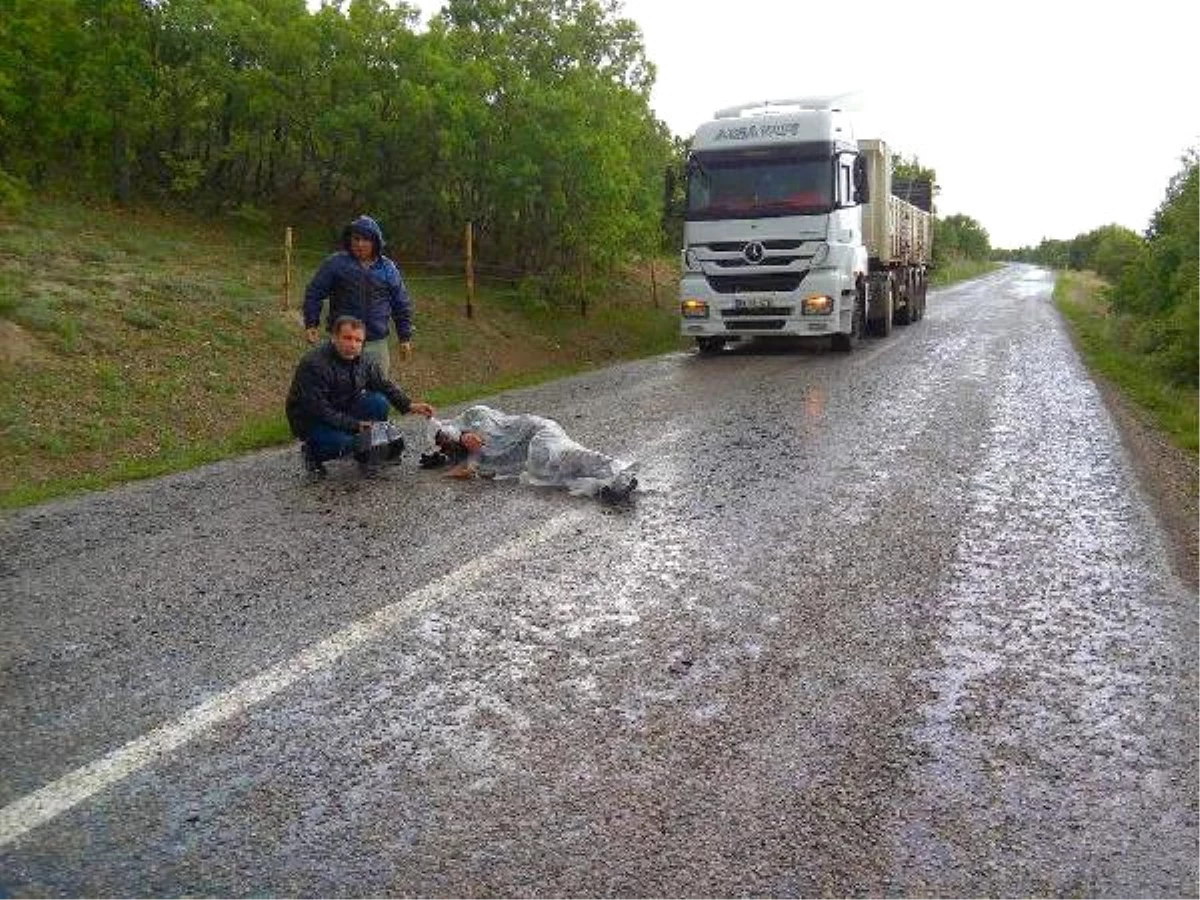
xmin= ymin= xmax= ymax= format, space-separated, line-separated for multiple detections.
xmin=735 ymin=295 xmax=773 ymax=309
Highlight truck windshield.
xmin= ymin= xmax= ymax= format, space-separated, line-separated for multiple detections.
xmin=686 ymin=152 xmax=832 ymax=220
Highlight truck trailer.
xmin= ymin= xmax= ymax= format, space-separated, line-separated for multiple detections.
xmin=679 ymin=97 xmax=933 ymax=353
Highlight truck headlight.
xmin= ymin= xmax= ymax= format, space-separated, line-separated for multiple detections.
xmin=802 ymin=294 xmax=833 ymax=315
xmin=681 ymin=299 xmax=709 ymax=318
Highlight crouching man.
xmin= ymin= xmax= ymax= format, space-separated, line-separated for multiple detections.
xmin=286 ymin=315 xmax=434 ymax=477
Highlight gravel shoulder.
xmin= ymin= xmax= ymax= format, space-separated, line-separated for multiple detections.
xmin=1093 ymin=377 xmax=1198 ymax=590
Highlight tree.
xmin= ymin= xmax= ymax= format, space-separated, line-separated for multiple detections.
xmin=1087 ymin=225 xmax=1146 ymax=282
xmin=0 ymin=0 xmax=673 ymax=283
xmin=433 ymin=0 xmax=669 ymax=277
xmin=935 ymin=214 xmax=990 ymax=263
xmin=891 ymin=152 xmax=938 ymax=213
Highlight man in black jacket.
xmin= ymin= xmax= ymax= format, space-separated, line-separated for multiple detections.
xmin=286 ymin=315 xmax=434 ymax=477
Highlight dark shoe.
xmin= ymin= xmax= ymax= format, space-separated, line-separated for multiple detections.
xmin=356 ymin=425 xmax=405 ymax=469
xmin=419 ymin=450 xmax=449 ymax=469
xmin=599 ymin=475 xmax=637 ymax=504
xmin=384 ymin=435 xmax=405 ymax=465
xmin=301 ymin=443 xmax=327 ymax=479
xmin=354 ymin=450 xmax=379 ymax=478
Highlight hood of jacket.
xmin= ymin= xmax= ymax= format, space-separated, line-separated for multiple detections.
xmin=341 ymin=215 xmax=385 ymax=255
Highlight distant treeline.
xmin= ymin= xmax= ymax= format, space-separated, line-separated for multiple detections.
xmin=999 ymin=152 xmax=1199 ymax=387
xmin=0 ymin=0 xmax=674 ymax=276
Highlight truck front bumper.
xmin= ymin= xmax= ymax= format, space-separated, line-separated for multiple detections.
xmin=679 ymin=270 xmax=854 ymax=339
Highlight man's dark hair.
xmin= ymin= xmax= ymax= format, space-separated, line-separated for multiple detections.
xmin=331 ymin=315 xmax=366 ymax=334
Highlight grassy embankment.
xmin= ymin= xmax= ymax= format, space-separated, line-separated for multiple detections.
xmin=7 ymin=202 xmax=1156 ymax=510
xmin=930 ymin=256 xmax=999 ymax=286
xmin=0 ymin=199 xmax=687 ymax=509
xmin=1054 ymin=269 xmax=1197 ymax=452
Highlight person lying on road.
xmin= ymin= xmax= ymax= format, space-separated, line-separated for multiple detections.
xmin=421 ymin=405 xmax=638 ymax=503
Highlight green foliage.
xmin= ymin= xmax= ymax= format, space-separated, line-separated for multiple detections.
xmin=1088 ymin=225 xmax=1145 ymax=282
xmin=0 ymin=0 xmax=674 ymax=281
xmin=0 ymin=167 xmax=29 ymax=213
xmin=1055 ymin=271 xmax=1197 ymax=451
xmin=891 ymin=152 xmax=938 ymax=213
xmin=1164 ymin=288 xmax=1199 ymax=381
xmin=1005 ymin=151 xmax=1197 ymax=390
xmin=891 ymin=154 xmax=935 ymax=183
xmin=122 ymin=306 xmax=163 ymax=330
xmin=934 ymin=213 xmax=991 ymax=264
xmin=0 ymin=196 xmax=685 ymax=508
xmin=1042 ymin=152 xmax=1196 ymax=388
xmin=930 ymin=257 xmax=998 ymax=286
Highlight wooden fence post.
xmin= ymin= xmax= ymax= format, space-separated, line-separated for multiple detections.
xmin=465 ymin=221 xmax=475 ymax=319
xmin=282 ymin=226 xmax=293 ymax=311
xmin=649 ymin=259 xmax=659 ymax=308
xmin=578 ymin=259 xmax=587 ymax=318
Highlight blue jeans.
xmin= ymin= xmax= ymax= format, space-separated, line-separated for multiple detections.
xmin=305 ymin=392 xmax=390 ymax=462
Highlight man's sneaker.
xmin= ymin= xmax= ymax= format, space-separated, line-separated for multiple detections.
xmin=383 ymin=435 xmax=405 ymax=465
xmin=301 ymin=443 xmax=327 ymax=479
xmin=353 ymin=449 xmax=381 ymax=478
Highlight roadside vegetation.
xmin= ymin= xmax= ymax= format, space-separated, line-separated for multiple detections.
xmin=1054 ymin=270 xmax=1197 ymax=452
xmin=0 ymin=199 xmax=685 ymax=509
xmin=930 ymin=256 xmax=997 ymax=286
xmin=1005 ymin=151 xmax=1198 ymax=453
xmin=2 ymin=2 xmax=1192 ymax=510
xmin=0 ymin=0 xmax=682 ymax=509
xmin=0 ymin=1 xmax=670 ymax=291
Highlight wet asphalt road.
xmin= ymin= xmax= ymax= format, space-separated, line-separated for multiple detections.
xmin=1 ymin=264 xmax=1196 ymax=897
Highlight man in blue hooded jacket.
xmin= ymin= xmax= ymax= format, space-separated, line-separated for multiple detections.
xmin=303 ymin=215 xmax=412 ymax=377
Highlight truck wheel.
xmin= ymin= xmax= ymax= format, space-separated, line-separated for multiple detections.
xmin=895 ymin=274 xmax=912 ymax=326
xmin=696 ymin=337 xmax=725 ymax=356
xmin=872 ymin=276 xmax=894 ymax=337
xmin=832 ymin=280 xmax=866 ymax=352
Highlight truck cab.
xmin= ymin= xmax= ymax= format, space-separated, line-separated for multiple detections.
xmin=679 ymin=97 xmax=875 ymax=353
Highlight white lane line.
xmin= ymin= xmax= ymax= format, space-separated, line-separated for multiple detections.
xmin=0 ymin=508 xmax=588 ymax=849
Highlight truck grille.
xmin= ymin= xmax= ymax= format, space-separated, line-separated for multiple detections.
xmin=720 ymin=307 xmax=792 ymax=317
xmin=713 ymin=257 xmax=799 ymax=268
xmin=724 ymin=320 xmax=786 ymax=331
xmin=706 ymin=272 xmax=806 ymax=294
xmin=707 ymin=240 xmax=804 ymax=252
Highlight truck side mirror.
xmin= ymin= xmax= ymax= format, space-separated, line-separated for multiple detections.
xmin=854 ymin=155 xmax=870 ymax=204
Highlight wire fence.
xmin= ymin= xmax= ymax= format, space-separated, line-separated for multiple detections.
xmin=279 ymin=225 xmax=670 ymax=316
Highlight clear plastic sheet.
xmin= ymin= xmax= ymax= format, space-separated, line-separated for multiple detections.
xmin=428 ymin=405 xmax=637 ymax=499
xmin=355 ymin=420 xmax=406 ymax=465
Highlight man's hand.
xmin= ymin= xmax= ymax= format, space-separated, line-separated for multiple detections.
xmin=398 ymin=340 xmax=412 ymax=361
xmin=357 ymin=421 xmax=373 ymax=432
xmin=305 ymin=327 xmax=320 ymax=344
xmin=461 ymin=432 xmax=485 ymax=452
xmin=409 ymin=402 xmax=435 ymax=418
xmin=445 ymin=464 xmax=476 ymax=480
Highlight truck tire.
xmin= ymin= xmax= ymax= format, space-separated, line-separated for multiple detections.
xmin=895 ymin=273 xmax=913 ymax=326
xmin=831 ymin=279 xmax=866 ymax=352
xmin=869 ymin=274 xmax=894 ymax=337
xmin=696 ymin=337 xmax=725 ymax=356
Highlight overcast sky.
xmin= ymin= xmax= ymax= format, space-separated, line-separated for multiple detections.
xmin=408 ymin=0 xmax=1198 ymax=249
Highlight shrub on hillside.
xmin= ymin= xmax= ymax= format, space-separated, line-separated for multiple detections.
xmin=0 ymin=168 xmax=28 ymax=214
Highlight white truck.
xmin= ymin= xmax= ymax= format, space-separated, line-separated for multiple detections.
xmin=679 ymin=97 xmax=933 ymax=353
